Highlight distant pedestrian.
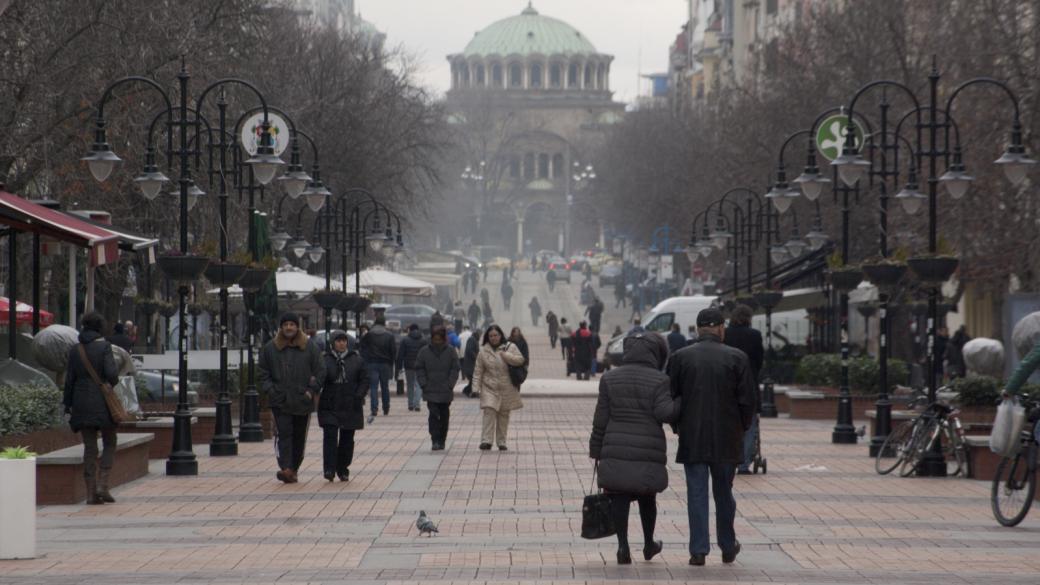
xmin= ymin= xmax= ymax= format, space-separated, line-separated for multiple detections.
xmin=509 ymin=327 xmax=530 ymax=365
xmin=482 ymin=263 xmax=488 ymax=282
xmin=396 ymin=324 xmax=428 ymax=412
xmin=586 ymin=297 xmax=604 ymax=333
xmin=723 ymin=305 xmax=763 ymax=475
xmin=259 ymin=312 xmax=324 ymax=484
xmin=629 ymin=285 xmax=644 ymax=322
xmin=319 ymin=331 xmax=368 ymax=482
xmin=668 ymin=308 xmax=755 ymax=566
xmin=430 ymin=310 xmax=445 ymax=331
xmin=628 ymin=318 xmax=644 ymax=335
xmin=482 ymin=299 xmax=494 ymax=328
xmin=546 ymin=269 xmax=557 ymax=292
xmin=501 ymin=281 xmax=514 ymax=310
xmin=64 ymin=311 xmax=120 ymax=504
xmin=546 ymin=310 xmax=559 ymax=349
xmin=946 ymin=325 xmax=970 ymax=379
xmin=458 ymin=326 xmax=473 ymax=358
xmin=502 ymin=266 xmax=510 ymax=283
xmin=531 ymin=253 xmax=538 ymax=272
xmin=560 ymin=317 xmax=574 ymax=364
xmin=591 ymin=329 xmax=602 ymax=376
xmin=667 ymin=323 xmax=687 ymax=354
xmin=360 ymin=317 xmax=396 ymax=421
xmin=614 ymin=280 xmax=627 ymax=308
xmin=528 ymin=296 xmax=542 ymax=326
xmin=468 ymin=300 xmax=481 ymax=330
xmin=453 ymin=301 xmax=466 ymax=332
xmin=480 ymin=288 xmax=490 ymax=306
xmin=462 ymin=326 xmax=482 ymax=398
xmin=572 ymin=320 xmax=594 ymax=380
xmin=473 ymin=324 xmax=526 ymax=450
xmin=589 ymin=331 xmax=679 ymax=565
xmin=415 ymin=325 xmax=460 ymax=451
xmin=106 ymin=322 xmax=134 ymax=354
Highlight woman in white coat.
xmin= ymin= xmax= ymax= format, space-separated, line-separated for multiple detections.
xmin=473 ymin=324 xmax=526 ymax=450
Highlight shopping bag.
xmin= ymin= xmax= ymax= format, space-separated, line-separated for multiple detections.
xmin=990 ymin=395 xmax=1027 ymax=457
xmin=115 ymin=375 xmax=141 ymax=416
xmin=580 ymin=463 xmax=616 ymax=540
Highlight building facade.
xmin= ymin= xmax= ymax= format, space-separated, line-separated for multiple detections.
xmin=444 ymin=3 xmax=624 ymax=257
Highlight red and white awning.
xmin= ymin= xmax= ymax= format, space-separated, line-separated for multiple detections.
xmin=0 ymin=191 xmax=120 ymax=266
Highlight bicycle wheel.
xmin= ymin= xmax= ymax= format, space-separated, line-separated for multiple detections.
xmin=991 ymin=452 xmax=1036 ymax=527
xmin=944 ymin=423 xmax=970 ymax=478
xmin=900 ymin=417 xmax=940 ymax=477
xmin=876 ymin=420 xmax=915 ymax=475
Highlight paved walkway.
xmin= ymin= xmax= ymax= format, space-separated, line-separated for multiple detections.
xmin=5 ymin=394 xmax=1040 ymax=585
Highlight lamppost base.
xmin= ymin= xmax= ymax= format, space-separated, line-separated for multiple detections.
xmin=868 ymin=436 xmax=894 ymax=458
xmin=760 ymin=380 xmax=779 ymax=418
xmin=832 ymin=427 xmax=858 ymax=444
xmin=914 ymin=453 xmax=948 ymax=477
xmin=165 ymin=454 xmax=198 ymax=476
xmin=239 ymin=424 xmax=264 ymax=443
xmin=209 ymin=435 xmax=238 ymax=456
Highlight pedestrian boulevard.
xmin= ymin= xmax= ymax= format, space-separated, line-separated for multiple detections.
xmin=5 ymin=393 xmax=1040 ymax=585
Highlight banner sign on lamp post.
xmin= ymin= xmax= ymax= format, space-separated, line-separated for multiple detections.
xmin=816 ymin=115 xmax=865 ymax=162
xmin=240 ymin=112 xmax=290 ymax=157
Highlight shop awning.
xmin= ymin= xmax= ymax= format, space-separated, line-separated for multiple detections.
xmin=0 ymin=191 xmax=120 ymax=266
xmin=67 ymin=211 xmax=160 ymax=263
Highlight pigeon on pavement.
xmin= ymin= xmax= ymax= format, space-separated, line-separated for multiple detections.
xmin=416 ymin=510 xmax=439 ymax=536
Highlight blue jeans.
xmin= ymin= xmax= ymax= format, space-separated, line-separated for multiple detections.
xmin=739 ymin=415 xmax=760 ymax=471
xmin=684 ymin=463 xmax=737 ymax=556
xmin=405 ymin=369 xmax=422 ymax=410
xmin=367 ymin=362 xmax=392 ymax=414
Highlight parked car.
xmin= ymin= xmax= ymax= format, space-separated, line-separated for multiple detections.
xmin=599 ymin=263 xmax=622 ymax=287
xmin=136 ymin=370 xmax=200 ymax=405
xmin=547 ymin=256 xmax=572 ymax=283
xmin=384 ymin=304 xmax=438 ymax=333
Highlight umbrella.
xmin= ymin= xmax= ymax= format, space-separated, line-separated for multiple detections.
xmin=0 ymin=297 xmax=55 ymax=327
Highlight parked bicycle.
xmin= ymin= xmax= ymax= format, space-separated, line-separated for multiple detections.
xmin=876 ymin=387 xmax=970 ymax=478
xmin=991 ymin=396 xmax=1039 ymax=527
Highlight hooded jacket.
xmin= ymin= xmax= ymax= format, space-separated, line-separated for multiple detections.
xmin=667 ymin=333 xmax=756 ymax=464
xmin=397 ymin=328 xmax=428 ymax=371
xmin=63 ymin=330 xmax=120 ymax=431
xmin=415 ymin=340 xmax=461 ymax=403
xmin=360 ymin=324 xmax=396 ymax=365
xmin=258 ymin=330 xmax=325 ymax=416
xmin=590 ymin=332 xmax=679 ymax=494
xmin=318 ymin=348 xmax=369 ymax=429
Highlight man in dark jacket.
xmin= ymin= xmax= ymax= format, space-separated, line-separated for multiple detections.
xmin=467 ymin=300 xmax=481 ymax=330
xmin=64 ymin=311 xmax=120 ymax=504
xmin=723 ymin=304 xmax=764 ymax=474
xmin=415 ymin=325 xmax=461 ymax=450
xmin=106 ymin=322 xmax=134 ymax=354
xmin=668 ymin=308 xmax=755 ymax=566
xmin=360 ymin=317 xmax=396 ymax=421
xmin=318 ymin=331 xmax=368 ymax=482
xmin=572 ymin=321 xmax=594 ymax=380
xmin=667 ymin=323 xmax=687 ymax=354
xmin=585 ymin=297 xmax=604 ymax=333
xmin=396 ymin=324 xmax=428 ymax=412
xmin=461 ymin=327 xmax=482 ymax=397
xmin=258 ymin=312 xmax=325 ymax=483
xmin=589 ymin=332 xmax=679 ymax=564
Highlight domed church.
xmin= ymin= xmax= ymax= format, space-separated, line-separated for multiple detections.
xmin=444 ymin=2 xmax=623 ymax=256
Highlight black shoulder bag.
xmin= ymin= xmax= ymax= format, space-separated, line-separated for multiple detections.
xmin=580 ymin=462 xmax=616 ymax=539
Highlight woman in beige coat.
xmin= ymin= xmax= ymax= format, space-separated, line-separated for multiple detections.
xmin=473 ymin=324 xmax=526 ymax=450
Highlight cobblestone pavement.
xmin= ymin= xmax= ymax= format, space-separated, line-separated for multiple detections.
xmin=5 ymin=394 xmax=1040 ymax=585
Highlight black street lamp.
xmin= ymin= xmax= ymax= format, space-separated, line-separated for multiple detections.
xmin=84 ymin=60 xmax=284 ymax=475
xmin=838 ymin=62 xmax=1034 ymax=474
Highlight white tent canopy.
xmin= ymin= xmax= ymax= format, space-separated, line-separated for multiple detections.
xmin=346 ymin=268 xmax=435 ymax=297
xmin=212 ymin=268 xmax=372 ymax=297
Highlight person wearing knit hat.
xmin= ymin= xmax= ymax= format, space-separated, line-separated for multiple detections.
xmin=258 ymin=311 xmax=324 ymax=483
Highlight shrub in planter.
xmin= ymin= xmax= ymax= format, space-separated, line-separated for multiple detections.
xmin=795 ymin=353 xmax=841 ymax=387
xmin=847 ymin=357 xmax=909 ymax=395
xmin=951 ymin=375 xmax=1002 ymax=407
xmin=0 ymin=384 xmax=64 ymax=435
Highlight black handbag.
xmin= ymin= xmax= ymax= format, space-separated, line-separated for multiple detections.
xmin=580 ymin=462 xmax=616 ymax=539
xmin=508 ymin=363 xmax=528 ymax=388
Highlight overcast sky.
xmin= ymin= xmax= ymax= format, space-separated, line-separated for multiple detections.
xmin=357 ymin=0 xmax=687 ymax=104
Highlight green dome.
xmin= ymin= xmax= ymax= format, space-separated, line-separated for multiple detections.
xmin=462 ymin=4 xmax=598 ymax=57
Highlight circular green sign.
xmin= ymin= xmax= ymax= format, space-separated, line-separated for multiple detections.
xmin=816 ymin=115 xmax=865 ymax=162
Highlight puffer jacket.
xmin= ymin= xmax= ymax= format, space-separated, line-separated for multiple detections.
xmin=318 ymin=349 xmax=368 ymax=430
xmin=415 ymin=342 xmax=460 ymax=403
xmin=590 ymin=332 xmax=679 ymax=494
xmin=396 ymin=328 xmax=427 ymax=371
xmin=474 ymin=341 xmax=525 ymax=412
xmin=360 ymin=325 xmax=396 ymax=365
xmin=258 ymin=331 xmax=325 ymax=416
xmin=667 ymin=333 xmax=755 ymax=464
xmin=63 ymin=330 xmax=120 ymax=431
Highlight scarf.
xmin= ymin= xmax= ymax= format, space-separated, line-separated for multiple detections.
xmin=333 ymin=350 xmax=350 ymax=383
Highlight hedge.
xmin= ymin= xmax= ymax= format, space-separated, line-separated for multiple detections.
xmin=794 ymin=353 xmax=909 ymax=395
xmin=0 ymin=383 xmax=64 ymax=435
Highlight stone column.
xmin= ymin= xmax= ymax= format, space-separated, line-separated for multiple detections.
xmin=517 ymin=219 xmax=525 ymax=256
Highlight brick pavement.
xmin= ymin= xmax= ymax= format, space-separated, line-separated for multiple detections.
xmin=4 ymin=393 xmax=1040 ymax=585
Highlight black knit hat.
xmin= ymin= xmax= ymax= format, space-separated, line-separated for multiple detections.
xmin=279 ymin=312 xmax=300 ymax=327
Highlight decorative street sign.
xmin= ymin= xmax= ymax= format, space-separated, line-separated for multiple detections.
xmin=239 ymin=112 xmax=290 ymax=157
xmin=816 ymin=114 xmax=865 ymax=162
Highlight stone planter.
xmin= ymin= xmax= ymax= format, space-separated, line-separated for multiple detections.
xmin=861 ymin=262 xmax=907 ymax=289
xmin=827 ymin=268 xmax=863 ymax=292
xmin=238 ymin=268 xmax=273 ymax=293
xmin=0 ymin=426 xmax=79 ymax=454
xmin=908 ymin=256 xmax=959 ymax=284
xmin=204 ymin=262 xmax=247 ymax=288
xmin=0 ymin=457 xmax=36 ymax=559
xmin=157 ymin=254 xmax=210 ymax=283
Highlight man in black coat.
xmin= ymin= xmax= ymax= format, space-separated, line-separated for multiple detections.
xmin=396 ymin=324 xmax=428 ymax=412
xmin=360 ymin=317 xmax=396 ymax=421
xmin=415 ymin=325 xmax=461 ymax=450
xmin=667 ymin=308 xmax=755 ymax=566
xmin=461 ymin=327 xmax=482 ymax=397
xmin=723 ymin=304 xmax=764 ymax=474
xmin=318 ymin=331 xmax=369 ymax=482
xmin=106 ymin=322 xmax=134 ymax=354
xmin=666 ymin=323 xmax=687 ymax=354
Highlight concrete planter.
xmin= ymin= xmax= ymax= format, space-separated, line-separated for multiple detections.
xmin=0 ymin=457 xmax=36 ymax=559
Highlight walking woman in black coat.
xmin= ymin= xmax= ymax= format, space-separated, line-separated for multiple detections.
xmin=63 ymin=312 xmax=120 ymax=504
xmin=589 ymin=332 xmax=680 ymax=564
xmin=318 ymin=331 xmax=369 ymax=482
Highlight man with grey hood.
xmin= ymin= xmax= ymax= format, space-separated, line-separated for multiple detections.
xmin=415 ymin=325 xmax=461 ymax=450
xmin=259 ymin=312 xmax=324 ymax=483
